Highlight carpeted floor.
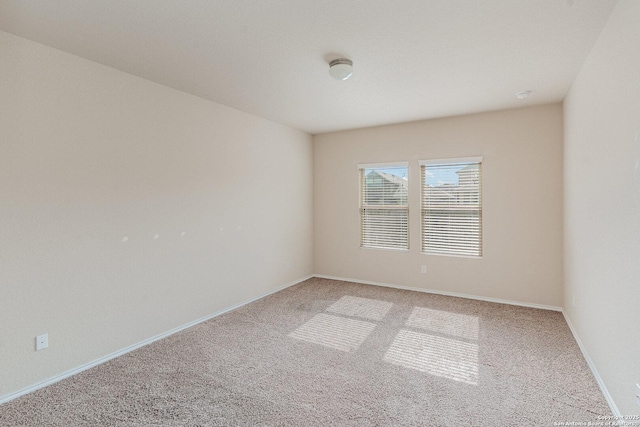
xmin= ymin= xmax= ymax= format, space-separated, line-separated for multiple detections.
xmin=0 ymin=278 xmax=611 ymax=426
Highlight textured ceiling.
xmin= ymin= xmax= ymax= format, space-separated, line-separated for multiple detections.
xmin=0 ymin=0 xmax=618 ymax=134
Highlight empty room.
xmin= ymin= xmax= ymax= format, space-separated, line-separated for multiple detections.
xmin=1 ymin=0 xmax=639 ymax=425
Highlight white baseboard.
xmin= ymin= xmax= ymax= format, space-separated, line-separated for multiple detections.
xmin=562 ymin=312 xmax=622 ymax=419
xmin=313 ymin=274 xmax=562 ymax=312
xmin=0 ymin=275 xmax=313 ymax=406
xmin=11 ymin=273 xmax=613 ymax=419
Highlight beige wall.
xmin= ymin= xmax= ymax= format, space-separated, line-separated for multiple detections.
xmin=563 ymin=0 xmax=640 ymax=417
xmin=314 ymin=104 xmax=564 ymax=308
xmin=0 ymin=30 xmax=313 ymax=398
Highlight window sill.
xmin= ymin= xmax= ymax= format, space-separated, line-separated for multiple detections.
xmin=360 ymin=246 xmax=410 ymax=253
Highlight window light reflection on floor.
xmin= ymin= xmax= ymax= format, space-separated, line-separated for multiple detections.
xmin=384 ymin=329 xmax=479 ymax=385
xmin=406 ymin=306 xmax=479 ymax=340
xmin=288 ymin=313 xmax=377 ymax=352
xmin=326 ymin=295 xmax=394 ymax=321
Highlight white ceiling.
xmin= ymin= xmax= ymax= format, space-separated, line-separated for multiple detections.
xmin=0 ymin=0 xmax=618 ymax=134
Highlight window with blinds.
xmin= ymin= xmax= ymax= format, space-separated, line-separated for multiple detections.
xmin=420 ymin=157 xmax=482 ymax=257
xmin=358 ymin=162 xmax=409 ymax=250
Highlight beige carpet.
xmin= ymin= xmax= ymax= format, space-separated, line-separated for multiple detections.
xmin=0 ymin=278 xmax=611 ymax=426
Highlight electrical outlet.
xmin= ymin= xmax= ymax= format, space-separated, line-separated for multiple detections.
xmin=572 ymin=295 xmax=575 ymax=308
xmin=635 ymin=383 xmax=640 ymax=407
xmin=36 ymin=333 xmax=48 ymax=351
xmin=285 ymin=260 xmax=291 ymax=270
xmin=421 ymin=265 xmax=427 ymax=274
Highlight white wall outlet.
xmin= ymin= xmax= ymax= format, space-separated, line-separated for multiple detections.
xmin=285 ymin=260 xmax=291 ymax=270
xmin=36 ymin=333 xmax=48 ymax=351
xmin=635 ymin=383 xmax=640 ymax=407
xmin=421 ymin=265 xmax=427 ymax=274
xmin=572 ymin=295 xmax=576 ymax=308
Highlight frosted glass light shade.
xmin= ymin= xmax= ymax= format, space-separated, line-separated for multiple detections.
xmin=329 ymin=58 xmax=353 ymax=80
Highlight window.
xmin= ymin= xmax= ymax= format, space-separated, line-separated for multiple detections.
xmin=420 ymin=157 xmax=482 ymax=257
xmin=358 ymin=162 xmax=409 ymax=250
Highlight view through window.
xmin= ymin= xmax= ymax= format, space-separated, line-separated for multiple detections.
xmin=358 ymin=163 xmax=409 ymax=250
xmin=420 ymin=158 xmax=482 ymax=257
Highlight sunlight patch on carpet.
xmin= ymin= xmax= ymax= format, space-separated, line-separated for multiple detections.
xmin=288 ymin=313 xmax=377 ymax=352
xmin=405 ymin=307 xmax=479 ymax=340
xmin=384 ymin=329 xmax=479 ymax=385
xmin=326 ymin=295 xmax=394 ymax=321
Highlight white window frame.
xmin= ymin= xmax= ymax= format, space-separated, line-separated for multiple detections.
xmin=419 ymin=157 xmax=482 ymax=258
xmin=358 ymin=161 xmax=409 ymax=251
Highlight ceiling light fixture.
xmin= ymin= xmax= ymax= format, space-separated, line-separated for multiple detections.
xmin=329 ymin=58 xmax=353 ymax=80
xmin=516 ymin=90 xmax=532 ymax=100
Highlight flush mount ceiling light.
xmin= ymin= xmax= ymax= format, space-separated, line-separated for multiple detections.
xmin=329 ymin=58 xmax=353 ymax=80
xmin=516 ymin=90 xmax=532 ymax=100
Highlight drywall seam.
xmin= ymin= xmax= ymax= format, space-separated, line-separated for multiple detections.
xmin=562 ymin=311 xmax=622 ymax=419
xmin=313 ymin=274 xmax=562 ymax=312
xmin=0 ymin=275 xmax=313 ymax=405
